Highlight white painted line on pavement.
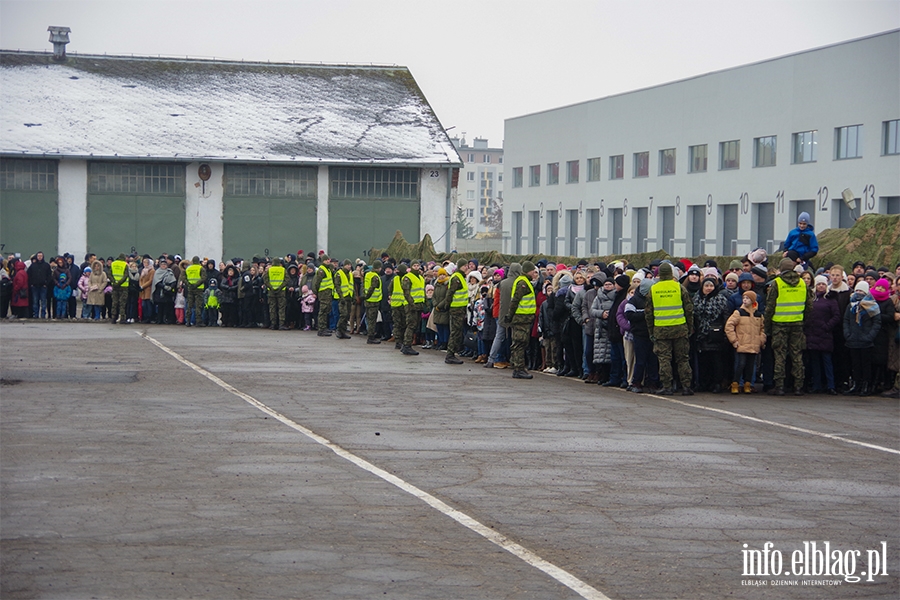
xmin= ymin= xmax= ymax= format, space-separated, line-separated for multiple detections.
xmin=643 ymin=392 xmax=900 ymax=456
xmin=139 ymin=332 xmax=611 ymax=600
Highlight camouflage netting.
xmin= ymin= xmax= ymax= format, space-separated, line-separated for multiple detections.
xmin=374 ymin=214 xmax=900 ymax=271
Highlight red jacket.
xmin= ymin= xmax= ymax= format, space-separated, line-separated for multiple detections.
xmin=11 ymin=261 xmax=29 ymax=307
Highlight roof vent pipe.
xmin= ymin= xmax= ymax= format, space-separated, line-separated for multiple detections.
xmin=48 ymin=26 xmax=71 ymax=61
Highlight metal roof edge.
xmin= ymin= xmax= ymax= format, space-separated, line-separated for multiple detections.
xmin=0 ymin=49 xmax=409 ymax=71
xmin=506 ymin=28 xmax=900 ymax=124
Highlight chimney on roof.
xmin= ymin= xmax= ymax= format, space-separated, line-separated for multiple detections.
xmin=48 ymin=26 xmax=71 ymax=61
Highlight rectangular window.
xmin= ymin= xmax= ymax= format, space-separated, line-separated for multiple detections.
xmin=883 ymin=120 xmax=899 ymax=155
xmin=467 ymin=208 xmax=474 ymax=218
xmin=498 ymin=156 xmax=503 ymax=164
xmin=484 ymin=154 xmax=491 ymax=163
xmin=529 ymin=165 xmax=540 ymax=186
xmin=329 ymin=167 xmax=417 ymax=199
xmin=0 ymin=158 xmax=57 ymax=191
xmin=547 ymin=162 xmax=559 ymax=185
xmin=566 ymin=159 xmax=579 ymax=183
xmin=719 ymin=140 xmax=740 ymax=170
xmin=689 ymin=144 xmax=707 ymax=173
xmin=466 ymin=171 xmax=475 ymax=181
xmin=513 ymin=167 xmax=523 ymax=188
xmin=609 ymin=155 xmax=624 ymax=180
xmin=90 ymin=162 xmax=185 ymax=195
xmin=792 ymin=130 xmax=817 ymax=164
xmin=466 ymin=190 xmax=475 ymax=200
xmin=835 ymin=125 xmax=863 ymax=159
xmin=754 ymin=136 xmax=777 ymax=167
xmin=467 ymin=153 xmax=475 ymax=162
xmin=633 ymin=151 xmax=649 ymax=178
xmin=659 ymin=148 xmax=675 ymax=175
xmin=587 ymin=157 xmax=602 ymax=181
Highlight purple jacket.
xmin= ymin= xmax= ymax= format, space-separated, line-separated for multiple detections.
xmin=804 ymin=291 xmax=841 ymax=352
xmin=616 ymin=298 xmax=631 ymax=336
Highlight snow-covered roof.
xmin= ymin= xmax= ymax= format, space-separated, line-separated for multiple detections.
xmin=0 ymin=51 xmax=462 ymax=166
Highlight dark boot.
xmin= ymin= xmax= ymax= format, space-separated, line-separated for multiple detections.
xmin=445 ymin=353 xmax=463 ymax=365
xmin=317 ymin=330 xmax=332 ymax=336
xmin=367 ymin=338 xmax=381 ymax=344
xmin=512 ymin=369 xmax=533 ymax=379
xmin=401 ymin=345 xmax=419 ymax=356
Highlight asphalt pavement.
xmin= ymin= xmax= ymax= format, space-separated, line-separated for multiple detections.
xmin=1 ymin=321 xmax=898 ymax=599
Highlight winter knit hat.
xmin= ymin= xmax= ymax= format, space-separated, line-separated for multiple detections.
xmin=742 ymin=290 xmax=757 ymax=305
xmin=872 ymin=278 xmax=891 ymax=302
xmin=814 ymin=275 xmax=829 ymax=287
xmin=779 ymin=258 xmax=797 ymax=273
xmin=638 ymin=277 xmax=654 ymax=297
xmin=854 ymin=281 xmax=870 ymax=294
xmin=522 ymin=261 xmax=536 ymax=274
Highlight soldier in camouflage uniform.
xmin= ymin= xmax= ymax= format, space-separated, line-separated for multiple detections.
xmin=438 ymin=258 xmax=469 ymax=364
xmin=334 ymin=259 xmax=354 ymax=339
xmin=364 ymin=260 xmax=383 ymax=344
xmin=765 ymin=258 xmax=814 ymax=395
xmin=183 ymin=256 xmax=207 ymax=327
xmin=645 ymin=262 xmax=694 ymax=395
xmin=503 ymin=261 xmax=538 ymax=379
xmin=390 ymin=263 xmax=408 ymax=349
xmin=264 ymin=257 xmax=288 ymax=330
xmin=109 ymin=253 xmax=130 ymax=324
xmin=313 ymin=255 xmax=335 ymax=336
xmin=401 ymin=260 xmax=425 ymax=356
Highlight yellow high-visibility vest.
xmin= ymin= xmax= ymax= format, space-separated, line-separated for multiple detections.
xmin=110 ymin=260 xmax=128 ymax=287
xmin=513 ymin=276 xmax=536 ymax=315
xmin=772 ymin=277 xmax=806 ymax=323
xmin=405 ymin=272 xmax=425 ymax=304
xmin=317 ymin=265 xmax=334 ymax=294
xmin=185 ymin=264 xmax=205 ymax=290
xmin=450 ymin=271 xmax=468 ymax=308
xmin=267 ymin=266 xmax=285 ymax=289
xmin=337 ymin=269 xmax=354 ymax=298
xmin=390 ymin=276 xmax=407 ymax=307
xmin=651 ymin=280 xmax=686 ymax=326
xmin=364 ymin=271 xmax=382 ymax=303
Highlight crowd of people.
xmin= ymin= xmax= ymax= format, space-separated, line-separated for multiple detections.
xmin=2 ymin=213 xmax=898 ymax=395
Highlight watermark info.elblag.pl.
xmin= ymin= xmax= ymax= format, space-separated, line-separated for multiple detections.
xmin=742 ymin=541 xmax=889 ymax=586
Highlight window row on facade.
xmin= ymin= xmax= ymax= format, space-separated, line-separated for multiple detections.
xmin=0 ymin=159 xmax=420 ymax=199
xmin=511 ymin=119 xmax=900 ymax=188
xmin=463 ymin=152 xmax=503 ymax=164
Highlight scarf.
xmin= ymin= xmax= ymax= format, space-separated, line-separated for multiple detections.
xmin=849 ymin=292 xmax=879 ymax=325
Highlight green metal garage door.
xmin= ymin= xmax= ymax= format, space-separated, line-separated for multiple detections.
xmin=223 ymin=165 xmax=317 ymax=261
xmin=328 ymin=167 xmax=419 ymax=261
xmin=0 ymin=159 xmax=59 ymax=258
xmin=86 ymin=162 xmax=185 ymax=258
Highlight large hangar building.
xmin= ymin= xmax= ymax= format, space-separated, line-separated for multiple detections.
xmin=0 ymin=29 xmax=461 ymax=262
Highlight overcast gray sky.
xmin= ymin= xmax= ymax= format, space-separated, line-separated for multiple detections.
xmin=1 ymin=0 xmax=898 ymax=146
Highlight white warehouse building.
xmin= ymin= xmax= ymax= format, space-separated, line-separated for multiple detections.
xmin=502 ymin=29 xmax=900 ymax=260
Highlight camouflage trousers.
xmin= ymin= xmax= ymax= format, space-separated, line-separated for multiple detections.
xmin=337 ymin=297 xmax=353 ymax=334
xmin=772 ymin=323 xmax=805 ymax=389
xmin=392 ymin=306 xmax=407 ymax=341
xmin=317 ymin=291 xmax=333 ymax=331
xmin=510 ymin=316 xmax=532 ymax=370
xmin=404 ymin=303 xmax=423 ymax=346
xmin=187 ymin=289 xmax=204 ymax=325
xmin=365 ymin=303 xmax=380 ymax=340
xmin=268 ymin=291 xmax=285 ymax=328
xmin=447 ymin=307 xmax=467 ymax=355
xmin=111 ymin=286 xmax=128 ymax=322
xmin=654 ymin=336 xmax=692 ymax=389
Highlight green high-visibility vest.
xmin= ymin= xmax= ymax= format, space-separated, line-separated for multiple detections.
xmin=513 ymin=276 xmax=536 ymax=315
xmin=405 ymin=272 xmax=425 ymax=304
xmin=337 ymin=269 xmax=354 ymax=298
xmin=317 ymin=265 xmax=334 ymax=294
xmin=186 ymin=264 xmax=205 ymax=290
xmin=365 ymin=271 xmax=382 ymax=303
xmin=651 ymin=280 xmax=686 ymax=326
xmin=450 ymin=271 xmax=468 ymax=308
xmin=390 ymin=276 xmax=407 ymax=307
xmin=772 ymin=277 xmax=806 ymax=323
